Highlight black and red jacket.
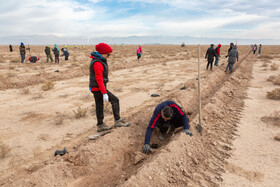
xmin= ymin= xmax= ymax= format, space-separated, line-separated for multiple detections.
xmin=144 ymin=100 xmax=190 ymax=145
xmin=89 ymin=52 xmax=108 ymax=94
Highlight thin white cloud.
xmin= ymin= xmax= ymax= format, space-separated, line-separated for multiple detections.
xmin=0 ymin=0 xmax=280 ymax=40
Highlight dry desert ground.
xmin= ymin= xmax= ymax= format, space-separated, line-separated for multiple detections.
xmin=0 ymin=44 xmax=280 ymax=186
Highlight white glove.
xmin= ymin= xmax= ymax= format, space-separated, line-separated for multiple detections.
xmin=103 ymin=93 xmax=109 ymax=102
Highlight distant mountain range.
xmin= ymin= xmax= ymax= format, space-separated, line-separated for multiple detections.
xmin=0 ymin=35 xmax=279 ymax=45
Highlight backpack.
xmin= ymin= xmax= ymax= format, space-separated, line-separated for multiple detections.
xmin=215 ymin=47 xmax=218 ymax=54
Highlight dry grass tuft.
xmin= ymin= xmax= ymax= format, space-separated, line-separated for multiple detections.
xmin=20 ymin=88 xmax=30 ymax=94
xmin=71 ymin=62 xmax=80 ymax=67
xmin=267 ymin=75 xmax=276 ymax=82
xmin=0 ymin=141 xmax=11 ymax=159
xmin=271 ymin=63 xmax=279 ymax=71
xmin=9 ymin=66 xmax=15 ymax=70
xmin=32 ymin=93 xmax=44 ymax=100
xmin=0 ymin=74 xmax=5 ymax=80
xmin=273 ymin=76 xmax=280 ymax=85
xmin=6 ymin=72 xmax=16 ymax=78
xmin=73 ymin=107 xmax=88 ymax=119
xmin=54 ymin=113 xmax=67 ymax=125
xmin=261 ymin=111 xmax=280 ymax=127
xmin=10 ymin=58 xmax=19 ymax=63
xmin=259 ymin=55 xmax=273 ymax=60
xmin=42 ymin=81 xmax=54 ymax=91
xmin=266 ymin=88 xmax=280 ymax=100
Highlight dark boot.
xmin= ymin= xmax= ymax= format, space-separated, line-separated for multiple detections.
xmin=97 ymin=124 xmax=112 ymax=132
xmin=114 ymin=117 xmax=130 ymax=128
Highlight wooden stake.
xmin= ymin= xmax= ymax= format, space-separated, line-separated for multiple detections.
xmin=196 ymin=44 xmax=203 ymax=134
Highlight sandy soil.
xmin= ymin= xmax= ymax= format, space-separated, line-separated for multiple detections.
xmin=0 ymin=45 xmax=279 ymax=186
xmin=221 ymin=56 xmax=280 ymax=186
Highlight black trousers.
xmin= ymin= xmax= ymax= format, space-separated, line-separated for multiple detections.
xmin=92 ymin=90 xmax=120 ymax=126
xmin=157 ymin=117 xmax=183 ymax=133
xmin=206 ymin=59 xmax=214 ymax=70
xmin=55 ymin=54 xmax=59 ymax=63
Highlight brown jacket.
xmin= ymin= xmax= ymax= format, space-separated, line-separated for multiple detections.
xmin=19 ymin=45 xmax=26 ymax=55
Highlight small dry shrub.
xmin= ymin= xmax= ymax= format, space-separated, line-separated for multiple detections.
xmin=261 ymin=111 xmax=280 ymax=127
xmin=267 ymin=75 xmax=276 ymax=82
xmin=260 ymin=55 xmax=273 ymax=60
xmin=32 ymin=93 xmax=44 ymax=100
xmin=0 ymin=74 xmax=4 ymax=80
xmin=266 ymin=88 xmax=280 ymax=100
xmin=71 ymin=62 xmax=80 ymax=67
xmin=10 ymin=58 xmax=19 ymax=63
xmin=0 ymin=141 xmax=11 ymax=159
xmin=273 ymin=76 xmax=280 ymax=85
xmin=9 ymin=66 xmax=15 ymax=70
xmin=262 ymin=63 xmax=268 ymax=67
xmin=7 ymin=72 xmax=16 ymax=77
xmin=73 ymin=107 xmax=88 ymax=119
xmin=271 ymin=63 xmax=279 ymax=71
xmin=54 ymin=113 xmax=67 ymax=125
xmin=42 ymin=81 xmax=54 ymax=91
xmin=20 ymin=88 xmax=30 ymax=94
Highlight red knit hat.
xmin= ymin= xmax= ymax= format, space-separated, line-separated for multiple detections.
xmin=95 ymin=43 xmax=113 ymax=54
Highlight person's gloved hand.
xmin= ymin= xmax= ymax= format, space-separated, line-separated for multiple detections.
xmin=103 ymin=93 xmax=109 ymax=102
xmin=143 ymin=144 xmax=151 ymax=154
xmin=184 ymin=129 xmax=193 ymax=137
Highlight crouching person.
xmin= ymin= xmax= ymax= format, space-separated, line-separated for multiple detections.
xmin=89 ymin=43 xmax=130 ymax=132
xmin=28 ymin=56 xmax=40 ymax=63
xmin=143 ymin=100 xmax=192 ymax=154
xmin=61 ymin=48 xmax=69 ymax=60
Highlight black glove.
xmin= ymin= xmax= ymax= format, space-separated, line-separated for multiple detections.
xmin=184 ymin=129 xmax=193 ymax=137
xmin=143 ymin=144 xmax=151 ymax=154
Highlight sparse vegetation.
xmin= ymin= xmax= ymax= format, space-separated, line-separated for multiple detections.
xmin=259 ymin=55 xmax=273 ymax=60
xmin=261 ymin=111 xmax=280 ymax=127
xmin=271 ymin=63 xmax=279 ymax=71
xmin=10 ymin=58 xmax=19 ymax=63
xmin=0 ymin=74 xmax=4 ymax=80
xmin=20 ymin=88 xmax=30 ymax=94
xmin=71 ymin=62 xmax=80 ymax=67
xmin=6 ymin=72 xmax=16 ymax=77
xmin=0 ymin=141 xmax=11 ymax=159
xmin=9 ymin=66 xmax=15 ymax=70
xmin=73 ymin=107 xmax=88 ymax=119
xmin=273 ymin=76 xmax=280 ymax=85
xmin=267 ymin=75 xmax=276 ymax=82
xmin=54 ymin=113 xmax=66 ymax=125
xmin=42 ymin=81 xmax=54 ymax=91
xmin=32 ymin=93 xmax=44 ymax=100
xmin=266 ymin=88 xmax=280 ymax=100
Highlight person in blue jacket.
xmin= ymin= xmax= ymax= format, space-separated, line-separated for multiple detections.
xmin=61 ymin=48 xmax=69 ymax=60
xmin=143 ymin=100 xmax=192 ymax=154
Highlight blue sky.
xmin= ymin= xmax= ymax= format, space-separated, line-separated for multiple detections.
xmin=0 ymin=0 xmax=280 ymax=39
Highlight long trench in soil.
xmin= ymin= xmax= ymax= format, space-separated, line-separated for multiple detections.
xmin=1 ymin=50 xmax=252 ymax=186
